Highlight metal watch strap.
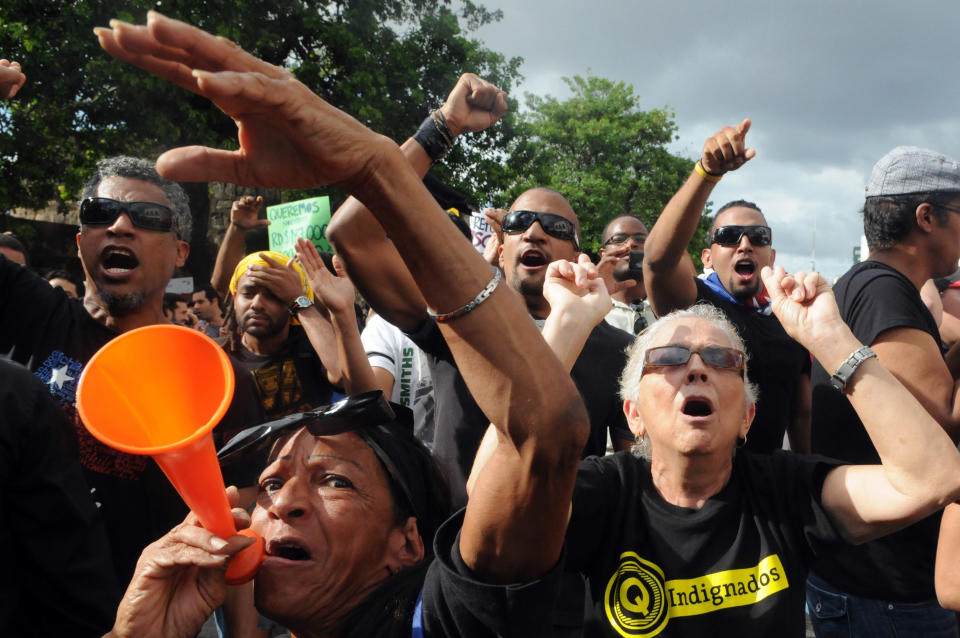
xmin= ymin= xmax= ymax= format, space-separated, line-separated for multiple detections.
xmin=288 ymin=295 xmax=313 ymax=316
xmin=830 ymin=345 xmax=877 ymax=393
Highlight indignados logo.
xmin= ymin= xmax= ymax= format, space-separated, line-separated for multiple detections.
xmin=604 ymin=552 xmax=668 ymax=636
xmin=604 ymin=552 xmax=789 ymax=636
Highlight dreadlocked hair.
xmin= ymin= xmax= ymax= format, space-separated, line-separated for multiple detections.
xmin=221 ymin=291 xmax=242 ymax=353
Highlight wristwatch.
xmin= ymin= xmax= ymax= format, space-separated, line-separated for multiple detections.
xmin=288 ymin=295 xmax=314 ymax=316
xmin=830 ymin=345 xmax=876 ymax=393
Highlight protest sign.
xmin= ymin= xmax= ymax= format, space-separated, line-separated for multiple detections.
xmin=267 ymin=196 xmax=331 ymax=258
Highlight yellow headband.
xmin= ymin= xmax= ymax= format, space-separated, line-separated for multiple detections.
xmin=229 ymin=251 xmax=314 ymax=302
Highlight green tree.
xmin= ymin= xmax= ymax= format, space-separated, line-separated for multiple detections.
xmin=503 ymin=74 xmax=709 ymax=261
xmin=0 ymin=0 xmax=522 ymax=277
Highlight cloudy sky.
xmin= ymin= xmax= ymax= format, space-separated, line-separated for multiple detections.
xmin=469 ymin=0 xmax=960 ymax=280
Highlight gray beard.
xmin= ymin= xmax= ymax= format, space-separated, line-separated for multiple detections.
xmin=97 ymin=289 xmax=145 ymax=317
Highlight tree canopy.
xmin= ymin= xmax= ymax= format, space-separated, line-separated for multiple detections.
xmin=502 ymin=74 xmax=707 ymax=256
xmin=0 ymin=0 xmax=522 ymax=275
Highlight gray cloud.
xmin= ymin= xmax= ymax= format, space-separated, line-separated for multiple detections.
xmin=471 ymin=0 xmax=960 ymax=279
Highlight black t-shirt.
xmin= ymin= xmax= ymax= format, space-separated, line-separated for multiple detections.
xmin=421 ymin=509 xmax=564 ymax=637
xmin=566 ymin=450 xmax=841 ymax=637
xmin=228 ymin=325 xmax=335 ymax=421
xmin=695 ymin=279 xmax=810 ymax=452
xmin=0 ymin=256 xmax=264 ymax=589
xmin=0 ymin=360 xmax=118 ymax=637
xmin=809 ymin=260 xmax=942 ymax=601
xmin=408 ymin=316 xmax=633 ymax=508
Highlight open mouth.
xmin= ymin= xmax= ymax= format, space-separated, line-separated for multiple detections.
xmin=682 ymin=398 xmax=714 ymax=417
xmin=519 ymin=249 xmax=548 ymax=268
xmin=101 ymin=246 xmax=139 ymax=274
xmin=267 ymin=539 xmax=312 ymax=561
xmin=734 ymin=260 xmax=756 ymax=277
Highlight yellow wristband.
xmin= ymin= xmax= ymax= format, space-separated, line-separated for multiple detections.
xmin=695 ymin=160 xmax=722 ymax=183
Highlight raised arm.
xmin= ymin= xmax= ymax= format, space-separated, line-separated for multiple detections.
xmin=210 ymin=196 xmax=267 ymax=298
xmin=98 ymin=12 xmax=585 ymax=583
xmin=643 ymin=119 xmax=755 ymax=315
xmin=761 ymin=266 xmax=960 ymax=544
xmin=295 ymin=238 xmax=377 ymax=395
xmin=326 ymin=73 xmax=507 ymax=331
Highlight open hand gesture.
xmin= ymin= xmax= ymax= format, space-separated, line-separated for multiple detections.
xmin=230 ymin=195 xmax=267 ymax=231
xmin=294 ymin=238 xmax=355 ymax=317
xmin=245 ymin=253 xmax=304 ymax=305
xmin=701 ymin=118 xmax=756 ymax=175
xmin=96 ymin=12 xmax=394 ymax=190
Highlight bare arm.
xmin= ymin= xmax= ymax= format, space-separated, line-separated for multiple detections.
xmin=210 ymin=196 xmax=268 ymax=299
xmin=643 ymin=119 xmax=755 ymax=316
xmin=870 ymin=328 xmax=960 ymax=442
xmin=762 ymin=266 xmax=960 ymax=545
xmin=98 ymin=12 xmax=584 ymax=583
xmin=936 ymin=502 xmax=960 ymax=610
xmin=466 ymin=255 xmax=612 ymax=495
xmin=326 ymin=73 xmax=507 ymax=332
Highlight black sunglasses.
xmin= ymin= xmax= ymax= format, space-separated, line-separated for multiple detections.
xmin=217 ymin=390 xmax=401 ymax=463
xmin=501 ymin=210 xmax=580 ymax=249
xmin=80 ymin=197 xmax=176 ymax=234
xmin=643 ymin=345 xmax=746 ymax=375
xmin=711 ymin=225 xmax=772 ymax=247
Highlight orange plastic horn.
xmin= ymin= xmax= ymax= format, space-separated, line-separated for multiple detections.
xmin=76 ymin=324 xmax=265 ymax=584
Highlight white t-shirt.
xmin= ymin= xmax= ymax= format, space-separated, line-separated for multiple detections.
xmin=361 ymin=314 xmax=435 ymax=448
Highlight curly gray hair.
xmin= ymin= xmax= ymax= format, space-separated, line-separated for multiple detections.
xmin=81 ymin=156 xmax=192 ymax=241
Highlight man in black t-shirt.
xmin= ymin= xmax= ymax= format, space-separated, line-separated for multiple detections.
xmin=0 ymin=156 xmax=263 ymax=593
xmin=219 ymin=251 xmax=338 ymax=422
xmin=644 ymin=119 xmax=810 ymax=454
xmin=807 ymin=146 xmax=960 ymax=637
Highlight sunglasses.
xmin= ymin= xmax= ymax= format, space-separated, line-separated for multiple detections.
xmin=643 ymin=345 xmax=746 ymax=376
xmin=80 ymin=197 xmax=176 ymax=234
xmin=710 ymin=225 xmax=772 ymax=247
xmin=603 ymin=232 xmax=647 ymax=247
xmin=501 ymin=210 xmax=580 ymax=249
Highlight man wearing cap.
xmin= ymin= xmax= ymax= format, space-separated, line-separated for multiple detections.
xmin=805 ymin=146 xmax=960 ymax=637
xmin=221 ymin=250 xmax=342 ymax=420
xmin=643 ymin=119 xmax=811 ymax=454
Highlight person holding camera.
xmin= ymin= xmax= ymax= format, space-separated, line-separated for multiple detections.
xmin=597 ymin=214 xmax=655 ymax=334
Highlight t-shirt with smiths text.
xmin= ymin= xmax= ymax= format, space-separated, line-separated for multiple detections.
xmin=566 ymin=450 xmax=841 ymax=637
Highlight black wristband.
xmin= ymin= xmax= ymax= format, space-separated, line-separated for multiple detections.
xmin=413 ymin=110 xmax=454 ymax=162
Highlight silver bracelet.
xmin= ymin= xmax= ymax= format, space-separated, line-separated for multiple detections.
xmin=427 ymin=268 xmax=502 ymax=322
xmin=830 ymin=345 xmax=876 ymax=393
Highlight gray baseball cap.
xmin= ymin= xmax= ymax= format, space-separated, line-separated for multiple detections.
xmin=866 ymin=146 xmax=960 ymax=198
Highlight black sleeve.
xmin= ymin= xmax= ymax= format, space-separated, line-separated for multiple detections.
xmin=565 ymin=455 xmax=624 ymax=571
xmin=0 ymin=361 xmax=119 ymax=636
xmin=845 ymin=269 xmax=937 ymax=346
xmin=406 ymin=317 xmax=453 ymax=362
xmin=421 ymin=509 xmax=565 ymax=637
xmin=0 ymin=256 xmax=75 ymax=364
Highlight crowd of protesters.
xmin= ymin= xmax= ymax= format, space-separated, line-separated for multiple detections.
xmin=4 ymin=12 xmax=960 ymax=638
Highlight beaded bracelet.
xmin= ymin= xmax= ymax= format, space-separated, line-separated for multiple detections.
xmin=427 ymin=268 xmax=502 ymax=322
xmin=694 ymin=160 xmax=723 ymax=183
